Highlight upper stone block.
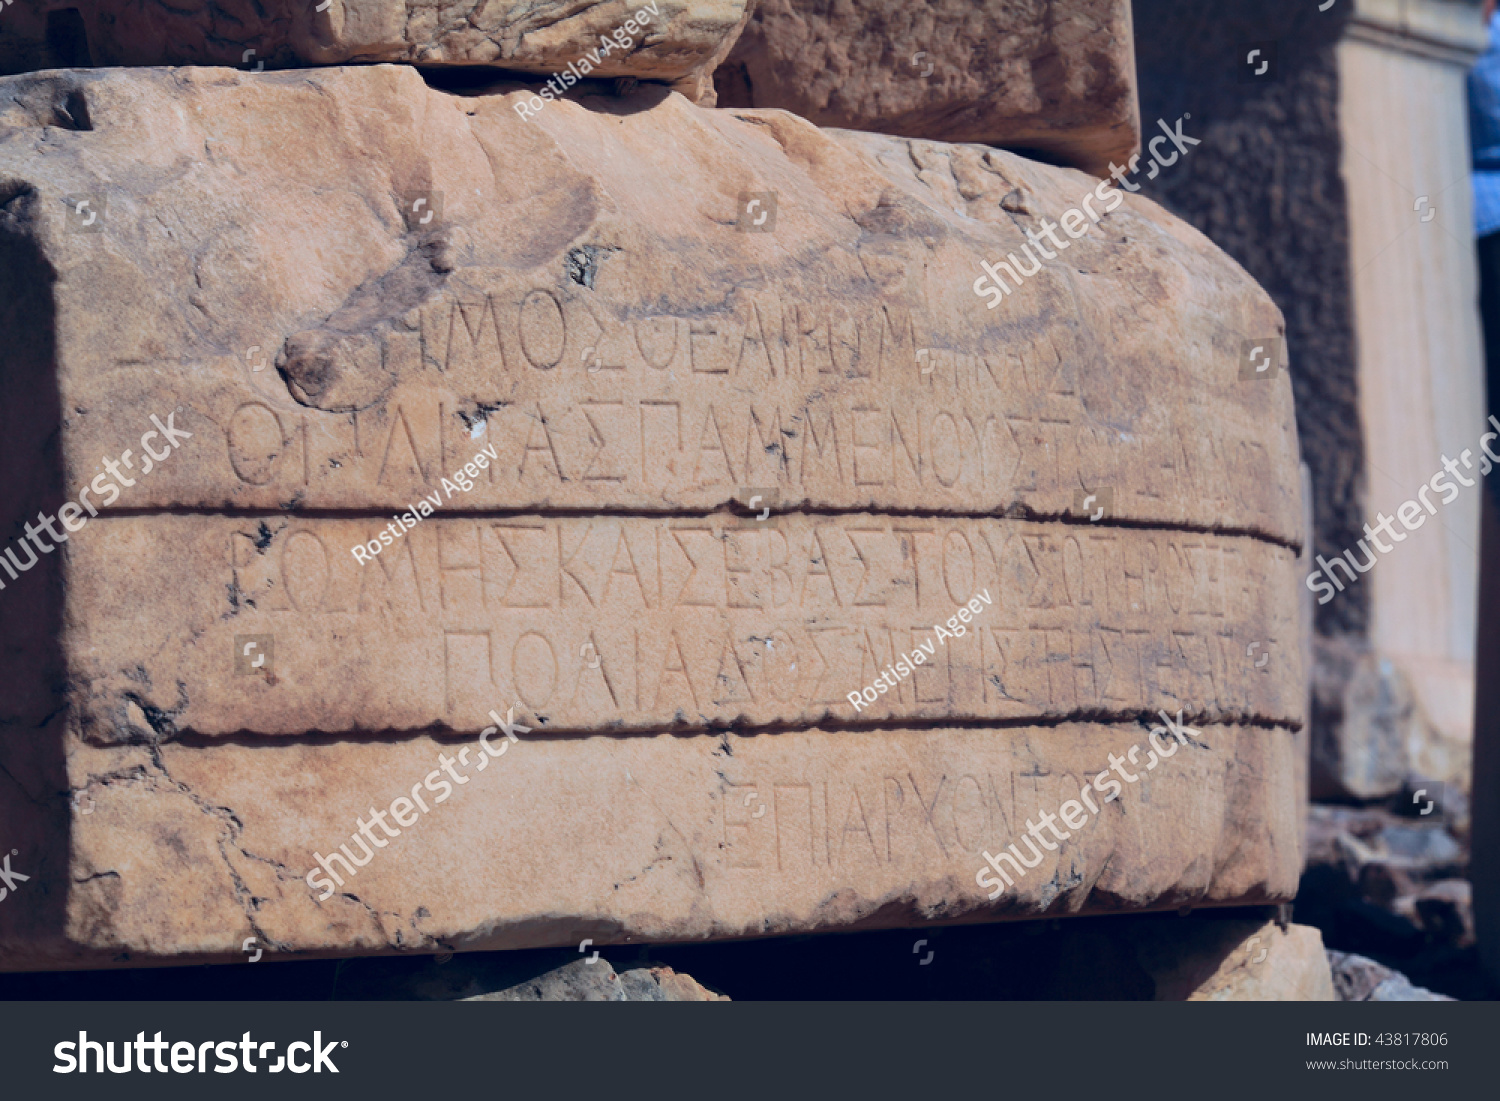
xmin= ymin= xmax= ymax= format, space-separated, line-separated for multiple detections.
xmin=0 ymin=1 xmax=750 ymax=92
xmin=715 ymin=0 xmax=1141 ymax=178
xmin=0 ymin=65 xmax=1297 ymax=542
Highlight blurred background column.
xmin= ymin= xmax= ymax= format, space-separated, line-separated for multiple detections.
xmin=1132 ymin=0 xmax=1486 ymax=811
xmin=1342 ymin=0 xmax=1487 ymax=791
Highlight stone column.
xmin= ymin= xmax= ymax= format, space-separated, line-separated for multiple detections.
xmin=1341 ymin=0 xmax=1488 ymax=779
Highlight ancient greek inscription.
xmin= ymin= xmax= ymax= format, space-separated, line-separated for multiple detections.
xmin=68 ymin=513 xmax=1302 ymax=738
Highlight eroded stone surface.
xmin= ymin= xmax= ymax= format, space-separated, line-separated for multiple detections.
xmin=0 ymin=65 xmax=1299 ymax=539
xmin=715 ymin=0 xmax=1140 ymax=177
xmin=0 ymin=721 xmax=1300 ymax=967
xmin=0 ymin=1 xmax=748 ymax=91
xmin=1326 ymin=950 xmax=1454 ymax=1002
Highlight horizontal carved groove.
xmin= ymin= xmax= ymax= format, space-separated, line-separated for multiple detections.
xmin=148 ymin=709 xmax=1299 ymax=749
xmin=85 ymin=504 xmax=1299 ymax=551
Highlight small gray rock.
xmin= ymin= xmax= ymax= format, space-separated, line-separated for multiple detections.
xmin=1325 ymin=950 xmax=1453 ymax=1001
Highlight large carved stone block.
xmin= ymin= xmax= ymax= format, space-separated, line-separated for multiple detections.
xmin=715 ymin=0 xmax=1141 ymax=177
xmin=0 ymin=65 xmax=1302 ymax=968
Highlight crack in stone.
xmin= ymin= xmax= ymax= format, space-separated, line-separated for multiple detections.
xmin=140 ymin=743 xmax=290 ymax=953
